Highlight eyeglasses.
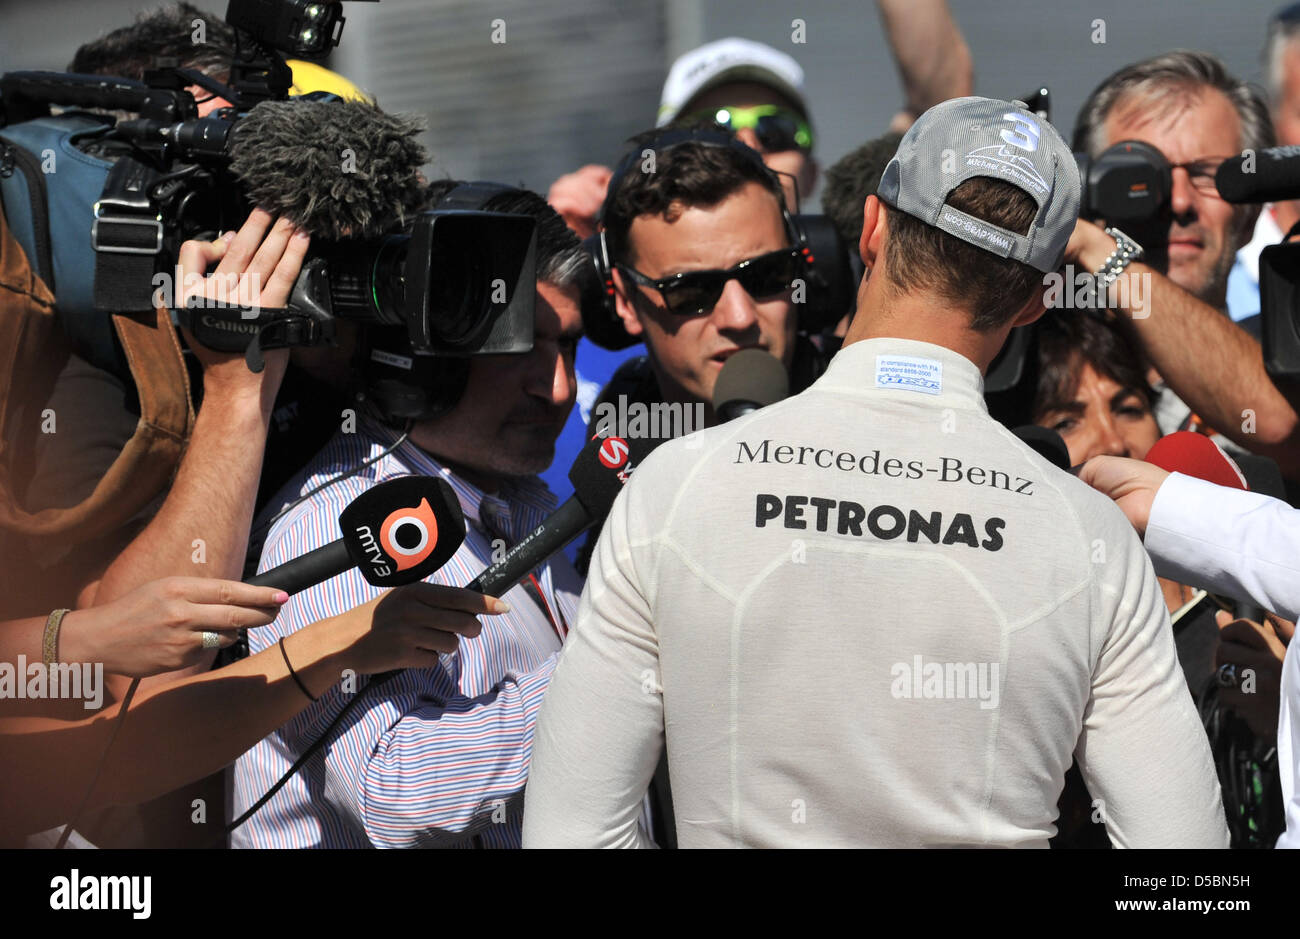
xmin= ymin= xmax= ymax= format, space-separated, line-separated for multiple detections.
xmin=681 ymin=104 xmax=814 ymax=153
xmin=616 ymin=248 xmax=804 ymax=316
xmin=1170 ymin=157 xmax=1230 ymax=196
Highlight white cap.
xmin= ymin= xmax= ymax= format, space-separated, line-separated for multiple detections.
xmin=657 ymin=37 xmax=807 ymax=127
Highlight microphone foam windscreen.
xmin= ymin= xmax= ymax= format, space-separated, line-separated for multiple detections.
xmin=339 ymin=475 xmax=466 ymax=587
xmin=1144 ymin=431 xmax=1247 ymax=490
xmin=712 ymin=348 xmax=789 ymax=414
xmin=568 ymin=432 xmax=661 ymax=519
xmin=229 ymin=98 xmax=429 ymax=239
xmin=1011 ymin=425 xmax=1071 ymax=471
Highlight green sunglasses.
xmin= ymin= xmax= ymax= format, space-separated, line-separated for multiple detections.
xmin=682 ymin=104 xmax=814 ymax=153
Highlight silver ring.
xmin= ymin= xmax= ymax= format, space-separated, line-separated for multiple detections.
xmin=1216 ymin=663 xmax=1239 ymax=689
xmin=200 ymin=630 xmax=221 ymax=650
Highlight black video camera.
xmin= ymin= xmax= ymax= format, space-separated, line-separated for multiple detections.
xmin=0 ymin=0 xmax=537 ymax=381
xmin=1215 ymin=148 xmax=1300 ymax=383
xmin=1074 ymin=139 xmax=1172 ymax=273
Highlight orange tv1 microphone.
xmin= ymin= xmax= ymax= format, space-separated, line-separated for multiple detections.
xmin=247 ymin=475 xmax=465 ymax=593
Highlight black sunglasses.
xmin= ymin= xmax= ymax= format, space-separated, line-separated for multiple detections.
xmin=617 ymin=248 xmax=804 ymax=316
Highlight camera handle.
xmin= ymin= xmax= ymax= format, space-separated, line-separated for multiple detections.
xmin=170 ymin=295 xmax=334 ymax=372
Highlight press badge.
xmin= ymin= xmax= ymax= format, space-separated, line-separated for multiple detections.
xmin=875 ymin=355 xmax=943 ymax=395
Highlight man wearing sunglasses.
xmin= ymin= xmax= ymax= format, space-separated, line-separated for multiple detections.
xmin=523 ymin=97 xmax=1229 ymax=848
xmin=542 ymin=11 xmax=973 ymax=514
xmin=602 ymin=131 xmax=804 ymax=425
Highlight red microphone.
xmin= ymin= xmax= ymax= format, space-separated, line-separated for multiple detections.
xmin=1143 ymin=431 xmax=1248 ymax=490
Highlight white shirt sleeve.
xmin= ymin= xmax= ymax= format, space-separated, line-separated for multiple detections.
xmin=1144 ymin=472 xmax=1300 ymax=850
xmin=1278 ymin=641 xmax=1300 ymax=849
xmin=1145 ymin=472 xmax=1300 ymax=622
xmin=1075 ymin=517 xmax=1230 ymax=848
xmin=522 ymin=483 xmax=661 ymax=848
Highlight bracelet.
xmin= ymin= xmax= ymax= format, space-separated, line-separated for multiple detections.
xmin=42 ymin=608 xmax=70 ymax=666
xmin=279 ymin=636 xmax=318 ymax=702
xmin=1094 ymin=226 xmax=1145 ymax=290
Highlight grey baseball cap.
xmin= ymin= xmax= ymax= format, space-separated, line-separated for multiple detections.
xmin=877 ymin=96 xmax=1081 ymax=273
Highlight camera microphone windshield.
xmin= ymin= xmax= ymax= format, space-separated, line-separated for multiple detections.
xmin=228 ymin=97 xmax=428 ymax=241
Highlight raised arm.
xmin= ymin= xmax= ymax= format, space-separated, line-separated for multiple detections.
xmin=878 ymin=0 xmax=974 ymax=133
xmin=89 ymin=210 xmax=310 ymax=693
xmin=1068 ymin=219 xmax=1300 ymax=478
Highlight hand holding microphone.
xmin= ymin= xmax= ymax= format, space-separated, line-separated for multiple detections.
xmin=37 ymin=577 xmax=287 ymax=680
xmin=308 ymin=582 xmax=510 ymax=679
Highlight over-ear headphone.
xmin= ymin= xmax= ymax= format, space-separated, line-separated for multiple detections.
xmin=586 ymin=128 xmax=827 ymax=350
xmin=359 ymin=181 xmax=524 ymax=425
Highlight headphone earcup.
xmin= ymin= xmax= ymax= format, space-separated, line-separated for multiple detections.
xmin=580 ymin=232 xmax=641 ymax=350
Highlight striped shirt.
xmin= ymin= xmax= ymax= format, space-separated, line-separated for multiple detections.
xmin=231 ymin=417 xmax=582 ymax=848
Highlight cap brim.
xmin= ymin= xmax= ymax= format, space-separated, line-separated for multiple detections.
xmin=659 ymin=66 xmax=809 ymax=126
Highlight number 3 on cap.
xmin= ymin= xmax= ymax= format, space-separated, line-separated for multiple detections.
xmin=1001 ymin=114 xmax=1040 ymax=152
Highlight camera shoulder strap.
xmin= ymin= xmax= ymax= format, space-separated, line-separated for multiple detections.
xmin=92 ymin=154 xmax=163 ymax=313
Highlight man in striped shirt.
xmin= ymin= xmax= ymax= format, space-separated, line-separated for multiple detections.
xmin=232 ymin=186 xmax=598 ymax=848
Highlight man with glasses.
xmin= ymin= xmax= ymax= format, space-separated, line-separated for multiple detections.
xmin=599 ymin=131 xmax=805 ymax=421
xmin=1067 ymin=51 xmax=1300 ymax=479
xmin=565 ymin=130 xmax=816 ymax=580
xmin=653 ymin=38 xmax=820 ymax=213
xmin=542 ymin=14 xmax=973 ymax=514
xmin=523 ymin=98 xmax=1229 ymax=848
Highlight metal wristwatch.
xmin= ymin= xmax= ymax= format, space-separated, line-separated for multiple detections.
xmin=1094 ymin=226 xmax=1144 ymax=290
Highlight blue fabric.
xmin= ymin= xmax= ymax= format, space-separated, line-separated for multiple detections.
xmin=1226 ymin=258 xmax=1260 ymax=323
xmin=540 ymin=337 xmax=643 ymax=561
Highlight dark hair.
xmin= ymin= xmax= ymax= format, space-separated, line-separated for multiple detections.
xmin=603 ymin=129 xmax=786 ymax=265
xmin=1072 ymin=50 xmax=1273 ymax=158
xmin=422 ymin=180 xmax=593 ymax=290
xmin=822 ymin=131 xmax=903 ymax=247
xmin=883 ymin=177 xmax=1041 ymax=332
xmin=69 ymin=3 xmax=237 ymax=82
xmin=1032 ymin=310 xmax=1157 ymax=422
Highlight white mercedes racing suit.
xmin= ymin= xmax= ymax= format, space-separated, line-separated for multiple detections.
xmin=523 ymin=337 xmax=1229 ymax=848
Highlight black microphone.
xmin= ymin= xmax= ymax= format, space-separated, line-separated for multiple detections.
xmin=248 ymin=476 xmax=466 ymax=594
xmin=1215 ymin=146 xmax=1300 ymax=204
xmin=469 ymin=432 xmax=659 ymax=596
xmin=227 ymin=98 xmax=429 ymax=240
xmin=1013 ymin=425 xmax=1071 ymax=472
xmin=712 ymin=348 xmax=789 ymax=422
